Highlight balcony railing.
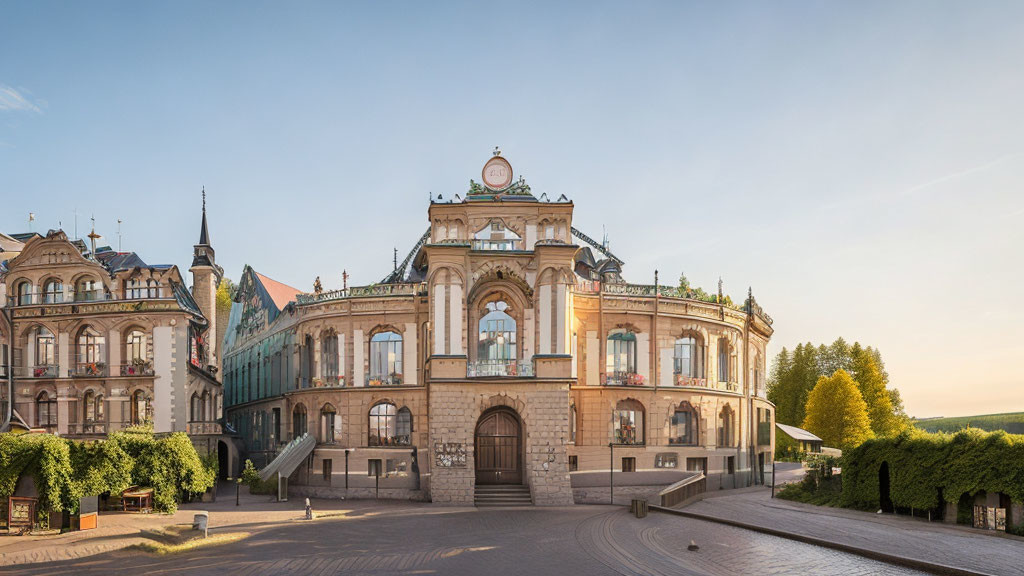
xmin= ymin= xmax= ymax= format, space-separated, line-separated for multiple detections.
xmin=68 ymin=422 xmax=108 ymax=435
xmin=604 ymin=371 xmax=646 ymax=386
xmin=366 ymin=373 xmax=404 ymax=387
xmin=310 ymin=375 xmax=347 ymax=388
xmin=71 ymin=362 xmax=108 ymax=378
xmin=470 ymin=239 xmax=525 ymax=251
xmin=72 ymin=290 xmax=111 ymax=302
xmin=570 ymin=281 xmax=774 ymax=326
xmin=296 ymin=283 xmax=424 ymax=305
xmin=13 ymin=291 xmax=172 ymax=306
xmin=119 ymin=362 xmax=155 ymax=377
xmin=467 ymin=359 xmax=534 ymax=378
xmin=187 ymin=421 xmax=222 ymax=435
xmin=21 ymin=365 xmax=59 ymax=378
xmin=673 ymin=374 xmax=711 ymax=388
xmin=719 ymin=380 xmax=740 ymax=393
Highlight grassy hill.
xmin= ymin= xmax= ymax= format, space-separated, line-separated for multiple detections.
xmin=913 ymin=412 xmax=1024 ymax=435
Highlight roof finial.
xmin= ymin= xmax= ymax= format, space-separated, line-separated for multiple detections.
xmin=493 ymin=145 xmax=501 ymax=157
xmin=197 ymin=187 xmax=210 ymax=246
xmin=202 ymin=186 xmax=206 ymax=212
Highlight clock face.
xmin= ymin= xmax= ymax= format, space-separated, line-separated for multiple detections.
xmin=482 ymin=156 xmax=513 ymax=190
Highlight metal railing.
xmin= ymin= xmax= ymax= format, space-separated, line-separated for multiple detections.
xmin=119 ymin=362 xmax=155 ymax=377
xmin=467 ymin=359 xmax=534 ymax=378
xmin=672 ymin=374 xmax=710 ymax=388
xmin=68 ymin=422 xmax=108 ymax=435
xmin=366 ymin=373 xmax=404 ymax=387
xmin=309 ymin=375 xmax=347 ymax=388
xmin=72 ymin=290 xmax=111 ymax=302
xmin=21 ymin=365 xmax=59 ymax=378
xmin=71 ymin=362 xmax=108 ymax=377
xmin=719 ymin=381 xmax=740 ymax=393
xmin=470 ymin=239 xmax=524 ymax=251
xmin=604 ymin=371 xmax=646 ymax=386
xmin=659 ymin=474 xmax=706 ymax=507
xmin=296 ymin=282 xmax=424 ymax=305
xmin=570 ymin=281 xmax=773 ymax=326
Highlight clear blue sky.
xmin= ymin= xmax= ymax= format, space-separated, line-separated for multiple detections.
xmin=3 ymin=1 xmax=1023 ymax=418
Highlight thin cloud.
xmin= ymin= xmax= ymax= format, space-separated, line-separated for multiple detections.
xmin=900 ymin=153 xmax=1024 ymax=197
xmin=0 ymin=85 xmax=43 ymax=113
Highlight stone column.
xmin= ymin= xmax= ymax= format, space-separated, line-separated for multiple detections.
xmin=403 ymin=323 xmax=417 ymax=386
xmin=433 ymin=285 xmax=446 ymax=355
xmin=538 ymin=285 xmax=552 ymax=354
xmin=58 ymin=332 xmax=70 ymax=377
xmin=448 ymin=283 xmax=463 ymax=355
xmin=353 ymin=329 xmax=364 ymax=387
xmin=585 ymin=331 xmax=599 ymax=385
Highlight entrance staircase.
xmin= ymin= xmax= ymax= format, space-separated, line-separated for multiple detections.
xmin=474 ymin=485 xmax=532 ymax=507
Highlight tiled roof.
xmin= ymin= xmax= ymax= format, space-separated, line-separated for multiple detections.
xmin=776 ymin=423 xmax=822 ymax=442
xmin=255 ymin=271 xmax=301 ymax=310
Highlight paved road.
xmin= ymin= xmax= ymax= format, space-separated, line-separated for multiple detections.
xmin=5 ymin=504 xmax=926 ymax=576
xmin=685 ymin=489 xmax=1024 ymax=576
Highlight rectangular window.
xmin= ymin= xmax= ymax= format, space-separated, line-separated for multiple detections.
xmin=686 ymin=457 xmax=707 ymax=473
xmin=569 ymin=455 xmax=578 ymax=472
xmin=323 ymin=459 xmax=332 ymax=482
xmin=621 ymin=457 xmax=636 ymax=473
xmin=368 ymin=459 xmax=383 ymax=477
xmin=655 ymin=453 xmax=678 ymax=468
xmin=272 ymin=408 xmax=281 ymax=445
xmin=727 ymin=456 xmax=735 ymax=475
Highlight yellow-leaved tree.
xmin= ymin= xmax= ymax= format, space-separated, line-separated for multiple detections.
xmin=802 ymin=369 xmax=874 ymax=451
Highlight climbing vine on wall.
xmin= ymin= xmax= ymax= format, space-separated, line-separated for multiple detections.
xmin=0 ymin=430 xmax=215 ymax=519
xmin=841 ymin=428 xmax=1024 ymax=511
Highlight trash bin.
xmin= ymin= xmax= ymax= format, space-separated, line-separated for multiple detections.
xmin=192 ymin=511 xmax=209 ymax=537
xmin=631 ymin=499 xmax=648 ymax=518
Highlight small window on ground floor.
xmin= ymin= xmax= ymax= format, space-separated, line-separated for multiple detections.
xmin=686 ymin=457 xmax=707 ymax=473
xmin=368 ymin=459 xmax=383 ymax=477
xmin=569 ymin=455 xmax=578 ymax=472
xmin=323 ymin=459 xmax=332 ymax=482
xmin=621 ymin=457 xmax=636 ymax=472
xmin=655 ymin=453 xmax=678 ymax=468
xmin=726 ymin=456 xmax=735 ymax=475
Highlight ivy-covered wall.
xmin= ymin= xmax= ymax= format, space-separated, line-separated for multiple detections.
xmin=841 ymin=428 xmax=1024 ymax=511
xmin=1 ymin=429 xmax=215 ymax=523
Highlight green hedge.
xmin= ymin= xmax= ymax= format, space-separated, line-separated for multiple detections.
xmin=0 ymin=430 xmax=215 ymax=521
xmin=841 ymin=428 xmax=1024 ymax=511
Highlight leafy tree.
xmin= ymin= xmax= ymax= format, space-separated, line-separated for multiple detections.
xmin=677 ymin=272 xmax=690 ymax=292
xmin=802 ymin=369 xmax=874 ymax=451
xmin=850 ymin=346 xmax=898 ymax=437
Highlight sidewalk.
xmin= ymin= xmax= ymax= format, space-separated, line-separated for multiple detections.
xmin=0 ymin=481 xmax=441 ymax=567
xmin=656 ymin=488 xmax=1024 ymax=576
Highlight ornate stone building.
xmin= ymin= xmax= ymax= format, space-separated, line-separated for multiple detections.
xmin=223 ymin=151 xmax=776 ymax=505
xmin=0 ymin=201 xmax=237 ymax=475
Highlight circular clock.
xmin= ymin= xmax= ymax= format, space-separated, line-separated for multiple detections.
xmin=482 ymin=156 xmax=513 ymax=190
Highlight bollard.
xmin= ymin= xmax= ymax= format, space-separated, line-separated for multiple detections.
xmin=192 ymin=511 xmax=209 ymax=538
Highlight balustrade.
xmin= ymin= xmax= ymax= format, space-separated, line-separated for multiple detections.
xmin=467 ymin=359 xmax=534 ymax=378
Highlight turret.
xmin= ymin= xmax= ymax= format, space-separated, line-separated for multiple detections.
xmin=190 ymin=188 xmax=222 ymax=366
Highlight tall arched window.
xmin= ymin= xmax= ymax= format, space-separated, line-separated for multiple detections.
xmin=16 ymin=281 xmax=33 ymax=305
xmin=320 ymin=403 xmax=338 ymax=443
xmin=477 ymin=300 xmax=516 ymax=363
xmin=369 ymin=402 xmax=409 ymax=446
xmin=301 ymin=335 xmax=314 ymax=387
xmin=397 ymin=407 xmax=413 ymax=445
xmin=322 ymin=331 xmax=339 ymax=383
xmin=43 ymin=278 xmax=63 ymax=304
xmin=190 ymin=393 xmax=201 ymax=422
xmin=131 ymin=390 xmax=151 ymax=425
xmin=569 ymin=403 xmax=577 ymax=443
xmin=35 ymin=327 xmax=56 ymax=370
xmin=76 ymin=326 xmax=106 ymax=376
xmin=606 ymin=330 xmax=637 ymax=385
xmin=75 ymin=277 xmax=102 ymax=302
xmin=36 ymin=391 xmax=56 ymax=428
xmin=718 ymin=337 xmax=733 ymax=384
xmin=369 ymin=331 xmax=403 ymax=386
xmin=718 ymin=405 xmax=736 ymax=447
xmin=124 ymin=329 xmax=148 ymax=374
xmin=670 ymin=402 xmax=699 ymax=445
xmin=673 ymin=335 xmax=705 ymax=384
xmin=292 ymin=404 xmax=308 ymax=439
xmin=83 ymin=389 xmax=105 ymax=432
xmin=613 ymin=399 xmax=645 ymax=445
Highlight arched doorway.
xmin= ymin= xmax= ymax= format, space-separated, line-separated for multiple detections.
xmin=475 ymin=408 xmax=522 ymax=485
xmin=879 ymin=461 xmax=893 ymax=513
xmin=217 ymin=440 xmax=229 ymax=480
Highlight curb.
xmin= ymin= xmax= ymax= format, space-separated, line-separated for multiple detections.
xmin=649 ymin=505 xmax=997 ymax=576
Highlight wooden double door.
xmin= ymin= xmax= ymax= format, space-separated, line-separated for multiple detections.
xmin=475 ymin=409 xmax=522 ymax=485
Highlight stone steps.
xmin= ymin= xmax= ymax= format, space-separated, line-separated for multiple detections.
xmin=475 ymin=485 xmax=532 ymax=507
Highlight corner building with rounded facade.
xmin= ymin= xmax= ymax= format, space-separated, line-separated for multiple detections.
xmin=223 ymin=154 xmax=776 ymax=505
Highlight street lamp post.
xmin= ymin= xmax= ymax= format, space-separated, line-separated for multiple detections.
xmin=608 ymin=442 xmax=614 ymax=505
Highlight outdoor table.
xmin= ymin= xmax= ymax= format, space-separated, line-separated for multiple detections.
xmin=121 ymin=487 xmax=154 ymax=513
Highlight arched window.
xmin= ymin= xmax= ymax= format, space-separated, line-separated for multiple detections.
xmin=718 ymin=337 xmax=733 ymax=384
xmin=670 ymin=402 xmax=699 ymax=445
xmin=83 ymin=389 xmax=105 ymax=426
xmin=131 ymin=390 xmax=151 ymax=425
xmin=190 ymin=393 xmax=201 ymax=422
xmin=75 ymin=277 xmax=102 ymax=302
xmin=35 ymin=327 xmax=56 ymax=369
xmin=606 ymin=330 xmax=637 ymax=385
xmin=478 ymin=300 xmax=516 ymax=363
xmin=320 ymin=403 xmax=338 ymax=444
xmin=146 ymin=279 xmax=160 ymax=298
xmin=76 ymin=326 xmax=106 ymax=375
xmin=673 ymin=335 xmax=705 ymax=383
xmin=201 ymin=390 xmax=211 ymax=421
xmin=16 ymin=281 xmax=33 ymax=306
xmin=569 ymin=403 xmax=577 ymax=443
xmin=43 ymin=278 xmax=63 ymax=304
xmin=124 ymin=329 xmax=148 ymax=374
xmin=369 ymin=331 xmax=403 ymax=386
xmin=369 ymin=402 xmax=409 ymax=446
xmin=292 ymin=404 xmax=308 ymax=439
xmin=718 ymin=405 xmax=736 ymax=447
xmin=613 ymin=399 xmax=644 ymax=445
xmin=36 ymin=391 xmax=56 ymax=428
xmin=397 ymin=407 xmax=413 ymax=445
xmin=322 ymin=331 xmax=339 ymax=382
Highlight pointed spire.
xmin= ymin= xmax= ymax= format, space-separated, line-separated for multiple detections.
xmin=198 ymin=186 xmax=210 ymax=245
